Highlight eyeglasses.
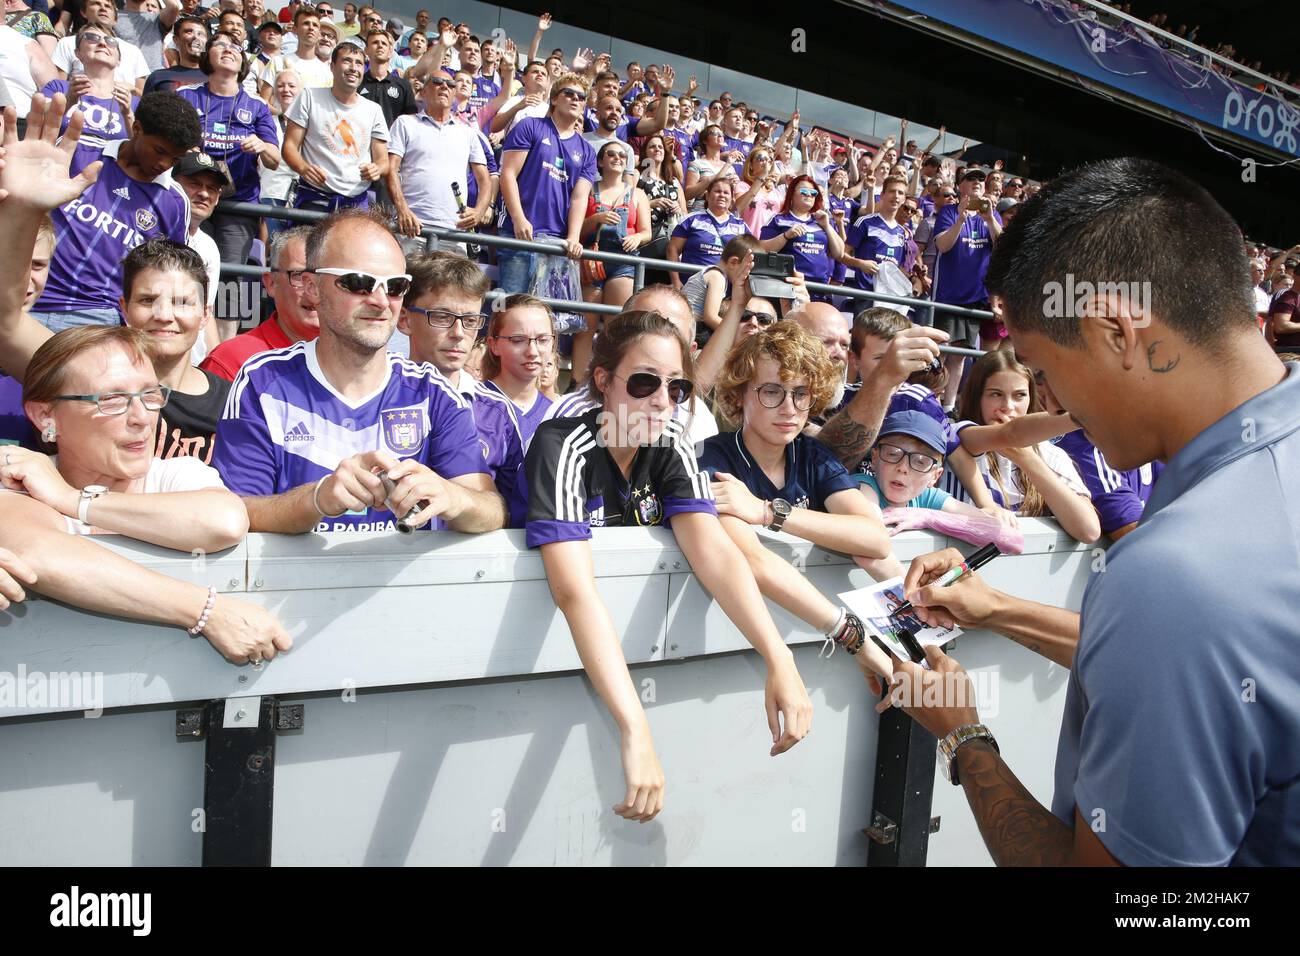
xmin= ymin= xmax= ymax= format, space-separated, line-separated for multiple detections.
xmin=80 ymin=31 xmax=120 ymax=48
xmin=940 ymin=192 xmax=958 ymax=199
xmin=406 ymin=306 xmax=488 ymax=330
xmin=614 ymin=371 xmax=694 ymax=405
xmin=875 ymin=442 xmax=940 ymax=473
xmin=556 ymin=87 xmax=585 ymax=100
xmin=424 ymin=76 xmax=453 ymax=88
xmin=902 ymin=206 xmax=918 ymax=215
xmin=493 ymin=333 xmax=555 ymax=350
xmin=310 ymin=268 xmax=412 ymax=296
xmin=796 ymin=188 xmax=818 ymax=198
xmin=52 ymin=385 xmax=172 ymax=416
xmin=741 ymin=310 xmax=777 ymax=325
xmin=754 ymin=383 xmax=812 ymax=410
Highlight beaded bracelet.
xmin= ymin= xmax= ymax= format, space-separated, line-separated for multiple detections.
xmin=188 ymin=585 xmax=217 ymax=637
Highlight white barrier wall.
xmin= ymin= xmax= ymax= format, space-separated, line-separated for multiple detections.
xmin=0 ymin=523 xmax=1093 ymax=866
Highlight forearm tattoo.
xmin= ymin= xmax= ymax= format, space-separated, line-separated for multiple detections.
xmin=817 ymin=412 xmax=877 ymax=470
xmin=959 ymin=740 xmax=1074 ymax=866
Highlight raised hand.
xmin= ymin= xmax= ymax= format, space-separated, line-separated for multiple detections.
xmin=538 ymin=12 xmax=551 ymax=30
xmin=0 ymin=97 xmax=102 ymax=211
xmin=658 ymin=64 xmax=675 ymax=92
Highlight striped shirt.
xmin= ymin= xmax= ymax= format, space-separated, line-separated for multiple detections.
xmin=213 ymin=339 xmax=486 ymax=532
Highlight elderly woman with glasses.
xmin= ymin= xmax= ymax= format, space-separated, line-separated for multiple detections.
xmin=0 ymin=325 xmax=293 ymax=665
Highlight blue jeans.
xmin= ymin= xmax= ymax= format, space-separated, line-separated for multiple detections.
xmin=294 ymin=184 xmax=371 ymax=213
xmin=28 ymin=308 xmax=122 ymax=333
xmin=260 ymin=197 xmax=290 ymax=241
xmin=496 ymin=246 xmax=543 ymax=294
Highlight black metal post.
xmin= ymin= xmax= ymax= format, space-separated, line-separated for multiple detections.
xmin=867 ymin=707 xmax=938 ymax=867
xmin=201 ymin=696 xmax=277 ymax=867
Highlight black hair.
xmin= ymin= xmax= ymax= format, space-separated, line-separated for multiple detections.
xmin=199 ymin=30 xmax=252 ymax=81
xmin=122 ymin=239 xmax=209 ymax=303
xmin=332 ymin=41 xmax=365 ymax=63
xmin=134 ymin=92 xmax=203 ymax=151
xmin=172 ymin=14 xmax=206 ymax=38
xmin=985 ymin=157 xmax=1257 ymax=349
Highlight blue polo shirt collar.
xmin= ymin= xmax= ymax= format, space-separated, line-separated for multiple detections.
xmin=1145 ymin=362 xmax=1300 ymax=519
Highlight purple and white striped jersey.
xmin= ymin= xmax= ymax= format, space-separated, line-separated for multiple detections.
xmin=455 ymin=374 xmax=527 ymax=528
xmin=34 ymin=140 xmax=190 ymax=315
xmin=1053 ymin=429 xmax=1163 ymax=535
xmin=213 ymin=340 xmax=487 ymax=532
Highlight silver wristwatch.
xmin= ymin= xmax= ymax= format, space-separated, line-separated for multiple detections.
xmin=766 ymin=498 xmax=792 ymax=533
xmin=938 ymin=723 xmax=998 ymax=786
xmin=78 ymin=485 xmax=108 ymax=526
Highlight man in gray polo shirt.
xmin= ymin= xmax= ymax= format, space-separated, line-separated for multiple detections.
xmin=386 ymin=71 xmax=489 ymax=240
xmin=888 ymin=157 xmax=1298 ymax=866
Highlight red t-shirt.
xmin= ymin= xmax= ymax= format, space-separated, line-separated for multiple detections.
xmin=200 ymin=314 xmax=304 ymax=381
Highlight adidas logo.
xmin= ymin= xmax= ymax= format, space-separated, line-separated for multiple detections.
xmin=113 ymin=186 xmax=131 ymax=200
xmin=284 ymin=421 xmax=315 ymax=442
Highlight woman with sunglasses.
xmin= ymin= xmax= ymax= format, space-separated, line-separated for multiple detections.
xmin=666 ymin=177 xmax=746 ymax=293
xmin=683 ymin=123 xmax=735 ymax=211
xmin=38 ymin=25 xmax=134 ymax=171
xmin=698 ymin=321 xmax=892 ymax=573
xmin=759 ymin=174 xmax=842 ymax=301
xmin=524 ymin=310 xmax=813 ymax=822
xmin=481 ymin=294 xmax=555 ymax=443
xmin=0 ymin=325 xmax=293 ymax=665
xmin=732 ymin=147 xmax=785 ymax=236
xmin=178 ymin=29 xmax=280 ymax=274
xmin=635 ymin=134 xmax=686 ymax=285
xmin=574 ymin=142 xmax=653 ymax=384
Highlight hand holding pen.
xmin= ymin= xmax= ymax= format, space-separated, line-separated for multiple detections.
xmin=900 ymin=545 xmax=1004 ymax=631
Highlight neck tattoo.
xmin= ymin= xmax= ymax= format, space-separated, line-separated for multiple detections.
xmin=1146 ymin=340 xmax=1180 ymax=374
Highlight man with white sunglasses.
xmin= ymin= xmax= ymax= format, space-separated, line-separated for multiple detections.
xmin=212 ymin=208 xmax=506 ymax=533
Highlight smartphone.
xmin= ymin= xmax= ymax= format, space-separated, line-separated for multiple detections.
xmin=748 ymin=252 xmax=798 ymax=300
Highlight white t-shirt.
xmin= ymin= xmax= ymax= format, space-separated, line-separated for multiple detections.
xmin=284 ymin=86 xmax=388 ymax=197
xmin=3 ymin=455 xmax=227 ymax=534
xmin=52 ymin=33 xmax=152 ymax=87
xmin=261 ymin=51 xmax=332 ymax=91
xmin=0 ymin=25 xmax=36 ymax=117
xmin=499 ymin=93 xmax=547 ymax=134
xmin=188 ymin=225 xmax=221 ymax=310
xmin=974 ymin=440 xmax=1089 ymax=512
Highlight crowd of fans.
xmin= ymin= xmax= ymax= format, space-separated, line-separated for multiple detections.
xmin=0 ymin=4 xmax=1294 ymax=850
xmin=1096 ymin=2 xmax=1294 ymax=90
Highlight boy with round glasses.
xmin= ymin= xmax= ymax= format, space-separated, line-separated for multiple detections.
xmin=856 ymin=410 xmax=986 ymax=517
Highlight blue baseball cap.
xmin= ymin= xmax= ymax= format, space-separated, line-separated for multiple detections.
xmin=877 ymin=410 xmax=947 ymax=457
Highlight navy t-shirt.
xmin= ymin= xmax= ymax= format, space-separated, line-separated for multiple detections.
xmin=696 ymin=428 xmax=858 ymax=512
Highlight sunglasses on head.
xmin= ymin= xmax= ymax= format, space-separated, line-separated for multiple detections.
xmin=616 ymin=371 xmax=694 ymax=405
xmin=741 ymin=310 xmax=777 ymax=325
xmin=311 ymin=268 xmax=412 ymax=296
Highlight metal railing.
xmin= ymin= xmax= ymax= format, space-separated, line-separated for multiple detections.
xmin=216 ymin=200 xmax=991 ymax=357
